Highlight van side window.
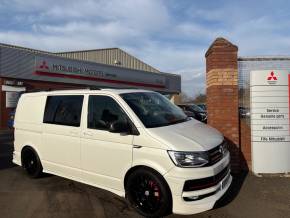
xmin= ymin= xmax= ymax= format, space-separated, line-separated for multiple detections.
xmin=43 ymin=95 xmax=84 ymax=127
xmin=88 ymin=95 xmax=127 ymax=130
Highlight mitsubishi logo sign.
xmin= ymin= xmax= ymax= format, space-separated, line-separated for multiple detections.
xmin=39 ymin=61 xmax=49 ymax=70
xmin=267 ymin=71 xmax=278 ymax=84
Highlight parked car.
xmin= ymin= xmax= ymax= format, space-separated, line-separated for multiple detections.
xmin=197 ymin=103 xmax=207 ymax=111
xmin=178 ymin=103 xmax=207 ymax=123
xmin=13 ymin=89 xmax=231 ymax=217
xmin=7 ymin=110 xmax=16 ymax=129
xmin=183 ymin=110 xmax=196 ymax=118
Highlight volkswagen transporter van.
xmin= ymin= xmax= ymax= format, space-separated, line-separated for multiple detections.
xmin=13 ymin=89 xmax=231 ymax=217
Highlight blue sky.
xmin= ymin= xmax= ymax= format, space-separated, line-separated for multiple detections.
xmin=0 ymin=0 xmax=290 ymax=97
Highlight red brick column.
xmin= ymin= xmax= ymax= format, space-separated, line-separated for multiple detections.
xmin=205 ymin=38 xmax=241 ymax=171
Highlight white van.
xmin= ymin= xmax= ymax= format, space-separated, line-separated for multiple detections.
xmin=13 ymin=89 xmax=231 ymax=217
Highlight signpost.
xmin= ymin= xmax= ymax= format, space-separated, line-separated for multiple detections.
xmin=6 ymin=92 xmax=21 ymax=108
xmin=250 ymin=70 xmax=290 ymax=174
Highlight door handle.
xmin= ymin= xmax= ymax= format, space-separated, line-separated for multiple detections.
xmin=83 ymin=131 xmax=93 ymax=137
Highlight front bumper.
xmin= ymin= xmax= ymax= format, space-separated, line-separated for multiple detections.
xmin=164 ymin=152 xmax=231 ymax=215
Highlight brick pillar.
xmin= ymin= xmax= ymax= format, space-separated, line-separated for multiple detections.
xmin=205 ymin=37 xmax=241 ymax=171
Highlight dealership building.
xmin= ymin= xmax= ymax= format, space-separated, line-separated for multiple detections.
xmin=2 ymin=38 xmax=288 ymax=174
xmin=0 ymin=43 xmax=181 ymax=129
xmin=206 ymin=37 xmax=290 ymax=174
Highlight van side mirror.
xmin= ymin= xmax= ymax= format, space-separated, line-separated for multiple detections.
xmin=109 ymin=120 xmax=130 ymax=133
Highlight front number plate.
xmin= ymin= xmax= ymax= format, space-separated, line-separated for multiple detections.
xmin=220 ymin=173 xmax=230 ymax=190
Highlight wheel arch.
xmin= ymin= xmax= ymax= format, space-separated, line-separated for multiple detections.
xmin=123 ymin=165 xmax=173 ymax=215
xmin=124 ymin=165 xmax=172 ymax=196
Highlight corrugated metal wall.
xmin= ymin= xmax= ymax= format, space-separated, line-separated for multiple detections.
xmin=0 ymin=44 xmax=181 ymax=93
xmin=0 ymin=46 xmax=35 ymax=78
xmin=0 ymin=43 xmax=160 ymax=73
xmin=0 ymin=43 xmax=51 ymax=56
xmin=56 ymin=48 xmax=160 ymax=73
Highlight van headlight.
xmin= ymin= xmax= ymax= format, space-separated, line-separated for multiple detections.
xmin=168 ymin=151 xmax=209 ymax=168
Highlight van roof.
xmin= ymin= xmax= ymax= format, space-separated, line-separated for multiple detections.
xmin=22 ymin=88 xmax=154 ymax=96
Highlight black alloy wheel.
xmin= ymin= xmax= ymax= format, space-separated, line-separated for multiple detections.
xmin=22 ymin=148 xmax=43 ymax=178
xmin=126 ymin=168 xmax=172 ymax=217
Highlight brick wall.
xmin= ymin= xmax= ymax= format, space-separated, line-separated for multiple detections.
xmin=205 ymin=38 xmax=242 ymax=171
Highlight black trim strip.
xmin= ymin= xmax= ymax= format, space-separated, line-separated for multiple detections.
xmin=183 ymin=165 xmax=230 ymax=192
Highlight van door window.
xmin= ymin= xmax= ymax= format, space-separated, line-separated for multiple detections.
xmin=88 ymin=95 xmax=127 ymax=130
xmin=43 ymin=95 xmax=84 ymax=127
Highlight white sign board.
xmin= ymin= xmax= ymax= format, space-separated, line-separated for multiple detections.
xmin=34 ymin=56 xmax=166 ymax=89
xmin=250 ymin=70 xmax=290 ymax=174
xmin=6 ymin=92 xmax=20 ymax=108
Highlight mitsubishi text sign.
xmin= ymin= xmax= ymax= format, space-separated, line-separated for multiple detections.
xmin=250 ymin=70 xmax=290 ymax=174
xmin=35 ymin=56 xmax=166 ymax=89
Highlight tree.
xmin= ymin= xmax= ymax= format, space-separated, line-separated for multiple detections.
xmin=193 ymin=93 xmax=206 ymax=104
xmin=180 ymin=92 xmax=194 ymax=103
xmin=178 ymin=92 xmax=206 ymax=104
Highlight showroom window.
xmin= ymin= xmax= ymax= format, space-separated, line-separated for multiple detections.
xmin=43 ymin=95 xmax=84 ymax=127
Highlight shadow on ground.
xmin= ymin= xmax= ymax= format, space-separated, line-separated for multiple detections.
xmin=0 ymin=132 xmax=15 ymax=170
xmin=215 ymin=171 xmax=248 ymax=208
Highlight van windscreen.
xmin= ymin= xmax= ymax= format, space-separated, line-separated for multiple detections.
xmin=121 ymin=92 xmax=187 ymax=128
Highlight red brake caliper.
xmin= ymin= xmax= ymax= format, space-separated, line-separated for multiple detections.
xmin=149 ymin=180 xmax=160 ymax=201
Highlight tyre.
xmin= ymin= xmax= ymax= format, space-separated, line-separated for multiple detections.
xmin=21 ymin=147 xmax=43 ymax=178
xmin=125 ymin=168 xmax=172 ymax=217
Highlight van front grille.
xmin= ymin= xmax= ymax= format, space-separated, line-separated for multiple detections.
xmin=207 ymin=144 xmax=224 ymax=165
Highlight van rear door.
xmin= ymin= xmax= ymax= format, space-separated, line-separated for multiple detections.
xmin=41 ymin=95 xmax=84 ymax=179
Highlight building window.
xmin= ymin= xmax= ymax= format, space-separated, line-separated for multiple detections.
xmin=43 ymin=95 xmax=84 ymax=127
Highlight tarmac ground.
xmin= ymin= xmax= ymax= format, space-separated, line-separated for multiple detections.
xmin=0 ymin=131 xmax=289 ymax=218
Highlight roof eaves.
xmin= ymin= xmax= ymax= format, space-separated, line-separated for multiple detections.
xmin=238 ymin=56 xmax=290 ymax=61
xmin=55 ymin=47 xmax=119 ymax=54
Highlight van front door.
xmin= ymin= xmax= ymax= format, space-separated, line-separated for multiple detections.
xmin=81 ymin=95 xmax=133 ymax=191
xmin=42 ymin=95 xmax=83 ymax=179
